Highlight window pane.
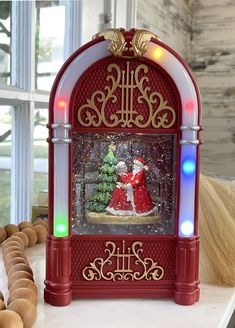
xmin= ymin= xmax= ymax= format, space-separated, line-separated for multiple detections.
xmin=0 ymin=1 xmax=11 ymax=85
xmin=32 ymin=107 xmax=48 ymax=220
xmin=0 ymin=106 xmax=12 ymax=226
xmin=82 ymin=0 xmax=104 ymax=44
xmin=35 ymin=1 xmax=65 ymax=91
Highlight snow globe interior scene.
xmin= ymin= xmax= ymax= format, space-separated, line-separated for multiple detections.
xmin=72 ymin=132 xmax=177 ymax=235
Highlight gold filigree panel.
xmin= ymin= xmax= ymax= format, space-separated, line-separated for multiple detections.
xmin=77 ymin=61 xmax=176 ymax=129
xmin=82 ymin=240 xmax=164 ymax=281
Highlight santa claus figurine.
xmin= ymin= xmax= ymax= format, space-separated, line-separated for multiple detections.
xmin=106 ymin=161 xmax=133 ymax=216
xmin=127 ymin=157 xmax=157 ymax=216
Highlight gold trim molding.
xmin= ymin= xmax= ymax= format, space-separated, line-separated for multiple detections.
xmin=77 ymin=61 xmax=176 ymax=129
xmin=82 ymin=240 xmax=164 ymax=281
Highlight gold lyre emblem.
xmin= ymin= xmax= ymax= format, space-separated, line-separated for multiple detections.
xmin=82 ymin=241 xmax=164 ymax=281
xmin=77 ymin=61 xmax=176 ymax=129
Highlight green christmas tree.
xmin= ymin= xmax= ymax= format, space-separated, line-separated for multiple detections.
xmin=88 ymin=143 xmax=118 ymax=213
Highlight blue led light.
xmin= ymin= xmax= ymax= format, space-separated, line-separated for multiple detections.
xmin=182 ymin=159 xmax=196 ymax=176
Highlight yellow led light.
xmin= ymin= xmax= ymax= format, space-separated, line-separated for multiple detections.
xmin=152 ymin=47 xmax=164 ymax=60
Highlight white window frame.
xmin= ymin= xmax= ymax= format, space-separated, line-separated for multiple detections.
xmin=0 ymin=0 xmax=136 ymax=224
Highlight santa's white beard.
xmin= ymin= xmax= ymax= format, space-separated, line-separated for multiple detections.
xmin=132 ymin=165 xmax=143 ymax=176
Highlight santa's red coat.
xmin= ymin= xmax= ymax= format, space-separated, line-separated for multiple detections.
xmin=107 ymin=171 xmax=156 ymax=216
xmin=130 ymin=171 xmax=156 ymax=215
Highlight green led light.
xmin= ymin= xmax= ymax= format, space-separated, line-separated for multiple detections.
xmin=54 ymin=217 xmax=68 ymax=237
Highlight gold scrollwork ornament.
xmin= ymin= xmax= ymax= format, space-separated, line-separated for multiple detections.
xmin=93 ymin=28 xmax=128 ymax=57
xmin=130 ymin=29 xmax=160 ymax=57
xmin=82 ymin=241 xmax=164 ymax=282
xmin=77 ymin=61 xmax=176 ymax=129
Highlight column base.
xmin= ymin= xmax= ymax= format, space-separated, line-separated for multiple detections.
xmin=44 ymin=235 xmax=72 ymax=306
xmin=174 ymin=287 xmax=200 ymax=305
xmin=174 ymin=236 xmax=200 ymax=305
xmin=44 ymin=282 xmax=72 ymax=306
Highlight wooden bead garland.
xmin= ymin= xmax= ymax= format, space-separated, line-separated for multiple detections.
xmin=33 ymin=219 xmax=49 ymax=231
xmin=9 ymin=279 xmax=38 ymax=297
xmin=12 ymin=232 xmax=29 ymax=249
xmin=7 ymin=263 xmax=34 ymax=279
xmin=8 ymin=299 xmax=37 ymax=328
xmin=21 ymin=229 xmax=38 ymax=247
xmin=0 ymin=290 xmax=4 ymax=301
xmin=0 ymin=299 xmax=6 ymax=311
xmin=33 ymin=225 xmax=47 ymax=244
xmin=18 ymin=222 xmax=33 ymax=231
xmin=8 ymin=271 xmax=34 ymax=289
xmin=0 ymin=228 xmax=7 ymax=244
xmin=8 ymin=288 xmax=38 ymax=306
xmin=5 ymin=236 xmax=25 ymax=250
xmin=5 ymin=257 xmax=29 ymax=274
xmin=0 ymin=310 xmax=24 ymax=328
xmin=3 ymin=225 xmax=20 ymax=238
xmin=0 ymin=219 xmax=48 ymax=327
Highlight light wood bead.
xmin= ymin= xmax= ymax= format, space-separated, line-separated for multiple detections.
xmin=0 ymin=310 xmax=23 ymax=328
xmin=0 ymin=227 xmax=7 ymax=244
xmin=18 ymin=222 xmax=33 ymax=231
xmin=3 ymin=250 xmax=25 ymax=264
xmin=9 ymin=279 xmax=38 ymax=297
xmin=12 ymin=232 xmax=29 ymax=249
xmin=3 ymin=225 xmax=20 ymax=238
xmin=2 ymin=239 xmax=22 ymax=250
xmin=33 ymin=219 xmax=48 ymax=231
xmin=8 ymin=272 xmax=34 ymax=289
xmin=8 ymin=288 xmax=38 ymax=306
xmin=0 ymin=299 xmax=6 ymax=311
xmin=21 ymin=229 xmax=38 ymax=247
xmin=8 ymin=299 xmax=37 ymax=328
xmin=5 ymin=257 xmax=28 ymax=274
xmin=7 ymin=264 xmax=33 ymax=279
xmin=0 ymin=290 xmax=4 ymax=301
xmin=33 ymin=225 xmax=47 ymax=243
xmin=5 ymin=236 xmax=25 ymax=250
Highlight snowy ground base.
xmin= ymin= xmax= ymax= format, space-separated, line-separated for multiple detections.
xmin=87 ymin=211 xmax=161 ymax=225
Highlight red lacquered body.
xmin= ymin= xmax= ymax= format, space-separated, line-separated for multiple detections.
xmin=45 ymin=29 xmax=202 ymax=306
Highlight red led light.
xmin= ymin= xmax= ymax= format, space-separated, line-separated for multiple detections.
xmin=56 ymin=99 xmax=66 ymax=109
xmin=185 ymin=100 xmax=195 ymax=111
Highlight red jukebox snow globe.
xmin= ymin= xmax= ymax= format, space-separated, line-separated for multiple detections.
xmin=45 ymin=29 xmax=202 ymax=306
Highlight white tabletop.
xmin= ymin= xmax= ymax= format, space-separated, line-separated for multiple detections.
xmin=1 ymin=244 xmax=235 ymax=328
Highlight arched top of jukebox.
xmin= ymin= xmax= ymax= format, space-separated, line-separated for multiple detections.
xmin=50 ymin=28 xmax=202 ymax=133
